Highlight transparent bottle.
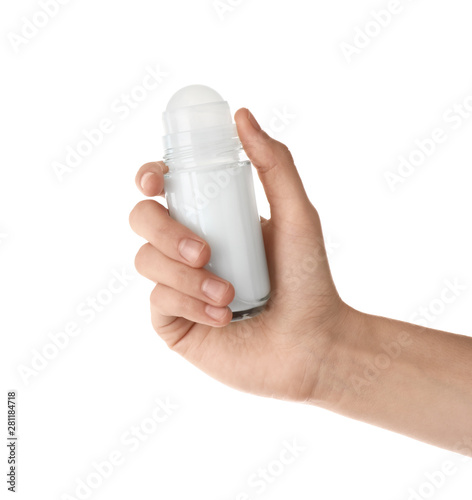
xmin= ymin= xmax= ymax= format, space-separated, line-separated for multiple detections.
xmin=162 ymin=85 xmax=270 ymax=321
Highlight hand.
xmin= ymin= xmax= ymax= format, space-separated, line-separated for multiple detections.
xmin=129 ymin=108 xmax=354 ymax=404
xmin=130 ymin=109 xmax=472 ymax=456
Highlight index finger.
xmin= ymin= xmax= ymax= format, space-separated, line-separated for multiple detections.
xmin=135 ymin=161 xmax=168 ymax=197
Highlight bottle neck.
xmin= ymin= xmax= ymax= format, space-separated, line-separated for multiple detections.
xmin=163 ymin=124 xmax=244 ymax=171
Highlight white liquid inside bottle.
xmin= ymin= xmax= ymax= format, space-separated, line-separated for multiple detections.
xmin=162 ymin=85 xmax=271 ymax=321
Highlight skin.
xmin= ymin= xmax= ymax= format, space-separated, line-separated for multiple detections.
xmin=129 ymin=108 xmax=472 ymax=457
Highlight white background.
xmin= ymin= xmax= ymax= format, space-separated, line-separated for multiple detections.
xmin=2 ymin=0 xmax=472 ymax=499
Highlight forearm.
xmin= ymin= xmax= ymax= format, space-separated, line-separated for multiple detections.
xmin=316 ymin=307 xmax=472 ymax=455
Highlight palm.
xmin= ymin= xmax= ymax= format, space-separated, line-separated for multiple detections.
xmin=161 ymin=209 xmax=342 ymax=402
xmin=133 ymin=108 xmax=346 ymax=404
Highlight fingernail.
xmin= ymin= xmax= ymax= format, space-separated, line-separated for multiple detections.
xmin=202 ymin=278 xmax=229 ymax=302
xmin=178 ymin=238 xmax=205 ymax=264
xmin=205 ymin=304 xmax=228 ymax=321
xmin=247 ymin=109 xmax=261 ymax=131
xmin=140 ymin=172 xmax=156 ymax=191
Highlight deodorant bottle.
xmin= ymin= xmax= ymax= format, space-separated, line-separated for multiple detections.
xmin=162 ymin=85 xmax=270 ymax=321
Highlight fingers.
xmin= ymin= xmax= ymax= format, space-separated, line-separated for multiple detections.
xmin=129 ymin=199 xmax=211 ymax=268
xmin=151 ymin=284 xmax=233 ymax=329
xmin=135 ymin=161 xmax=168 ymax=197
xmin=130 ymin=197 xmax=233 ymax=332
xmin=135 ymin=242 xmax=235 ymax=307
xmin=234 ymin=108 xmax=311 ymax=224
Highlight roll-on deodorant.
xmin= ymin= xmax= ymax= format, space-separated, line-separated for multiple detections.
xmin=162 ymin=85 xmax=270 ymax=321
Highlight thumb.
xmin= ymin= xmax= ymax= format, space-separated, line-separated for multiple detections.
xmin=234 ymin=108 xmax=311 ymax=224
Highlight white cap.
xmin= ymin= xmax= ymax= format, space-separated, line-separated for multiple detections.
xmin=162 ymin=85 xmax=241 ymax=169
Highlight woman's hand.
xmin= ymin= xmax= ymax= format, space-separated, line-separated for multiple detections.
xmin=129 ymin=108 xmax=353 ymax=404
xmin=130 ymin=109 xmax=472 ymax=456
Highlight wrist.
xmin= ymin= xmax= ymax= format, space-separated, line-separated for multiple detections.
xmin=308 ymin=304 xmax=371 ymax=409
xmin=307 ymin=303 xmax=472 ymax=453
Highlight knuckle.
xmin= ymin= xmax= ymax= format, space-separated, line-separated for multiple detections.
xmin=175 ymin=263 xmax=193 ymax=284
xmin=178 ymin=292 xmax=194 ymax=313
xmin=136 ymin=198 xmax=156 ymax=215
xmin=141 ymin=161 xmax=158 ymax=171
xmin=134 ymin=243 xmax=152 ymax=274
xmin=150 ymin=284 xmax=163 ymax=308
xmin=304 ymin=201 xmax=321 ymax=225
xmin=226 ymin=283 xmax=236 ymax=305
xmin=150 ymin=284 xmax=194 ymax=318
xmin=276 ymin=141 xmax=293 ymax=161
xmin=129 ymin=207 xmax=138 ymax=230
xmin=129 ymin=199 xmax=152 ymax=229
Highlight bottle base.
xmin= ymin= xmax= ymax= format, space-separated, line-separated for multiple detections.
xmin=230 ymin=303 xmax=267 ymax=322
